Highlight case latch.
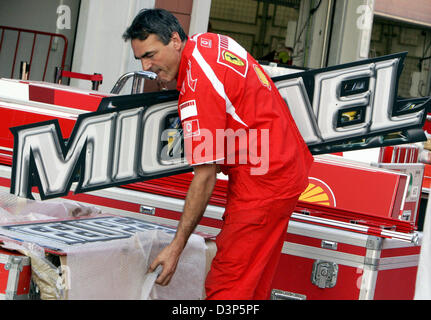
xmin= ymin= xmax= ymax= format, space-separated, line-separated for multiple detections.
xmin=311 ymin=260 xmax=338 ymax=289
xmin=4 ymin=256 xmax=25 ymax=272
xmin=140 ymin=205 xmax=155 ymax=215
xmin=271 ymin=289 xmax=306 ymax=300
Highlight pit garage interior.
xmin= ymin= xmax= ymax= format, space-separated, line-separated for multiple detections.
xmin=0 ymin=0 xmax=431 ymax=301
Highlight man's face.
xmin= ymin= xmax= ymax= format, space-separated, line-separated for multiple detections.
xmin=131 ymin=33 xmax=183 ymax=83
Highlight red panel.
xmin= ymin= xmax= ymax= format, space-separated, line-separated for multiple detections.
xmin=307 ymin=159 xmax=406 ymax=220
xmin=54 ymin=90 xmax=104 ymax=112
xmin=374 ymin=266 xmax=418 ymax=300
xmin=19 ymin=80 xmax=107 ymax=112
xmin=0 ymin=107 xmax=77 ymax=150
xmin=379 ymin=146 xmax=394 ymax=163
xmin=16 ymin=265 xmax=31 ymax=295
xmin=423 ymin=164 xmax=431 ymax=189
xmin=380 ymin=246 xmax=421 ymax=258
xmin=271 ymin=254 xmax=362 ymax=300
xmin=0 ymin=176 xmax=10 ymax=187
xmin=0 ymin=263 xmax=8 ymax=293
xmin=0 ymin=154 xmax=12 ymax=166
xmin=423 ymin=114 xmax=431 ymax=133
xmin=28 ymin=85 xmax=55 ymax=104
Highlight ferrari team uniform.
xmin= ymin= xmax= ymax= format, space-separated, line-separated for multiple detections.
xmin=176 ymin=32 xmax=314 ymax=299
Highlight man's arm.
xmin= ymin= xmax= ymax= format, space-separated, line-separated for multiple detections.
xmin=148 ymin=163 xmax=218 ymax=285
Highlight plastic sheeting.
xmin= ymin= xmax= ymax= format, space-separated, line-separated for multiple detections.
xmin=64 ymin=230 xmax=207 ymax=300
xmin=415 ymin=200 xmax=431 ymax=299
xmin=3 ymin=231 xmax=207 ymax=300
xmin=0 ymin=191 xmax=101 ymax=223
xmin=0 ymin=191 xmax=208 ymax=300
xmin=1 ymin=229 xmax=208 ymax=300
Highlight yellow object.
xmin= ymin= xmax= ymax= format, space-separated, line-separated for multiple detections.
xmin=299 ymin=183 xmax=331 ymax=206
xmin=223 ymin=51 xmax=244 ymax=66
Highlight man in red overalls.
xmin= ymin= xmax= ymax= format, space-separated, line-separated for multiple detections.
xmin=123 ymin=8 xmax=313 ymax=300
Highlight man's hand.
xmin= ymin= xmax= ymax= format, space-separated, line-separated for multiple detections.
xmin=148 ymin=240 xmax=183 ymax=286
xmin=146 ymin=163 xmax=218 ymax=286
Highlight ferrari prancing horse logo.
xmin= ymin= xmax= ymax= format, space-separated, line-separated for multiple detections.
xmin=223 ymin=50 xmax=245 ymax=66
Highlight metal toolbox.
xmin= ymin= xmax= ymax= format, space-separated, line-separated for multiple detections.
xmin=270 ymin=211 xmax=421 ymax=300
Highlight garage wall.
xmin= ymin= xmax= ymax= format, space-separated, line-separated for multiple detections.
xmin=374 ymin=0 xmax=431 ymax=27
xmin=208 ymin=0 xmax=300 ymax=59
xmin=0 ymin=0 xmax=80 ymax=82
xmin=70 ymin=0 xmax=155 ymax=92
xmin=370 ymin=18 xmax=431 ymax=98
xmin=155 ymin=0 xmax=193 ymax=34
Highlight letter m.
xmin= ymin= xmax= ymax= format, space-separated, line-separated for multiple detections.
xmin=10 ymin=112 xmax=116 ymax=200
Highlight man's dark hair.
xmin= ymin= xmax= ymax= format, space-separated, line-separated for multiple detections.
xmin=123 ymin=8 xmax=187 ymax=44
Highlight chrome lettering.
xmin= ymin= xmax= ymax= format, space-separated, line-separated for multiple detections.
xmin=10 ymin=53 xmax=429 ymax=199
xmin=11 ymin=112 xmax=116 ymax=198
xmin=273 ymin=54 xmax=428 ymax=154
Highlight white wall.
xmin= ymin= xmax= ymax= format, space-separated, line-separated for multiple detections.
xmin=70 ymin=0 xmax=155 ymax=93
xmin=189 ymin=0 xmax=211 ymax=36
xmin=327 ymin=0 xmax=375 ymax=66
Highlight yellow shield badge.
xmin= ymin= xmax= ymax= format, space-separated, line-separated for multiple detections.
xmin=223 ymin=50 xmax=245 ymax=67
xmin=253 ymin=64 xmax=271 ymax=90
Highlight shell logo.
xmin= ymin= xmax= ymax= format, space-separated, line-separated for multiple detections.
xmin=299 ymin=178 xmax=336 ymax=207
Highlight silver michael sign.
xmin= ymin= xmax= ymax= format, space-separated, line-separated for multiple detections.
xmin=10 ymin=52 xmax=430 ymax=200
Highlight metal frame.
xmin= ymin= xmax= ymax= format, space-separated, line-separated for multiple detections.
xmin=0 ymin=26 xmax=68 ymax=81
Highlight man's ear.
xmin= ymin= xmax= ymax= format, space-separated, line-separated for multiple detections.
xmin=171 ymin=32 xmax=182 ymax=50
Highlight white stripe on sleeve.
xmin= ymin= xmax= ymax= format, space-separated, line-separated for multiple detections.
xmin=191 ymin=45 xmax=248 ymax=127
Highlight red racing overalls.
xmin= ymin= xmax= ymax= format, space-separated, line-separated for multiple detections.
xmin=176 ymin=33 xmax=314 ymax=299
